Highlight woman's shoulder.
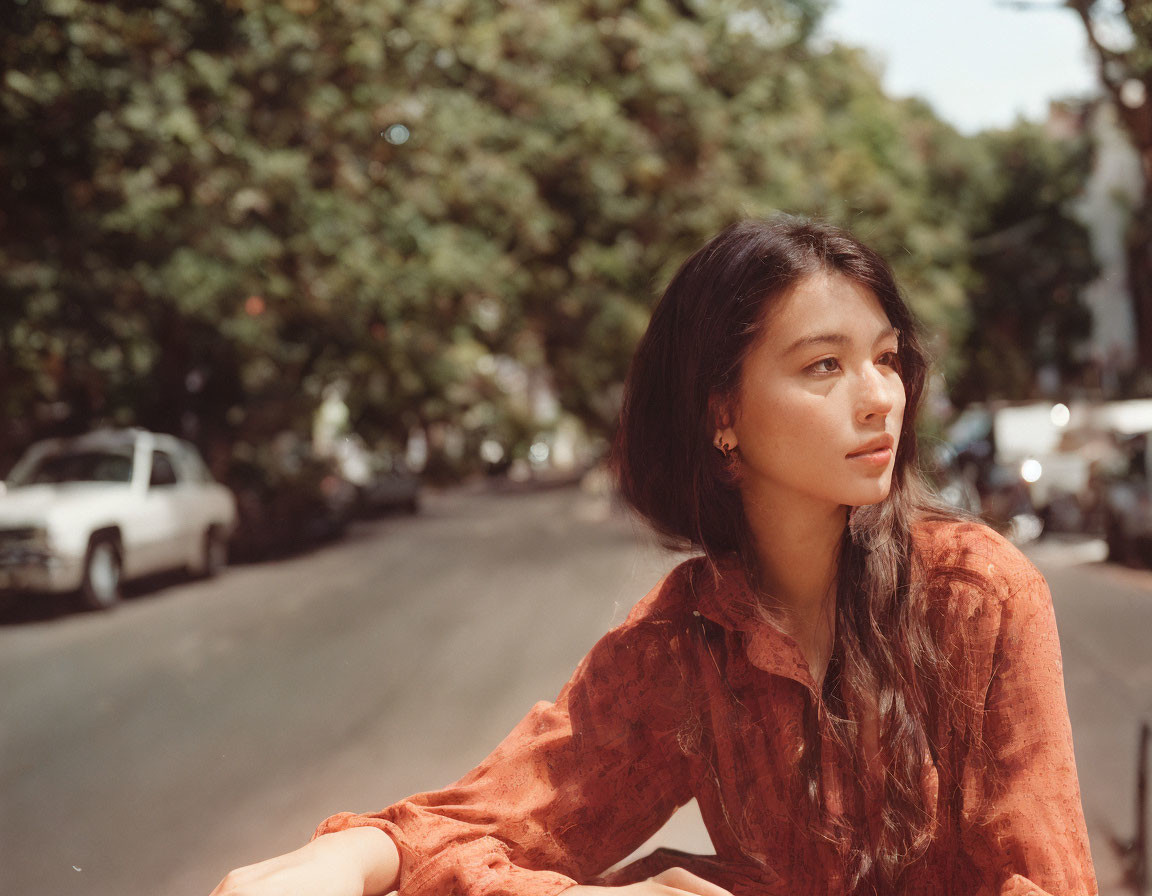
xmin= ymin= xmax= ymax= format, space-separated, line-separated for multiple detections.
xmin=913 ymin=516 xmax=1041 ymax=586
xmin=617 ymin=555 xmax=708 ymax=628
xmin=568 ymin=558 xmax=707 ymax=707
xmin=911 ymin=516 xmax=1051 ymax=631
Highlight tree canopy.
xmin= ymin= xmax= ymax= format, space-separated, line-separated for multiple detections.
xmin=0 ymin=0 xmax=1099 ymax=475
xmin=952 ymin=121 xmax=1098 ymax=403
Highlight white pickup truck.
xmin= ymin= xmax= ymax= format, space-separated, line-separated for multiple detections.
xmin=0 ymin=428 xmax=237 ymax=609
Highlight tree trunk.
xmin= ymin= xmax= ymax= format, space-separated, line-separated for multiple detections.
xmin=1127 ymin=194 xmax=1152 ymax=370
xmin=1066 ymin=0 xmax=1152 ymax=373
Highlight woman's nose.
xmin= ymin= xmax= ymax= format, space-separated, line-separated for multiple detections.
xmin=856 ymin=365 xmax=896 ymax=422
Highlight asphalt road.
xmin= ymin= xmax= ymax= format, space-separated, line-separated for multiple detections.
xmin=1 ymin=484 xmax=1148 ymax=896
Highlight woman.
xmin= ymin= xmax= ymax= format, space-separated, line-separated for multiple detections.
xmin=212 ymin=217 xmax=1097 ymax=896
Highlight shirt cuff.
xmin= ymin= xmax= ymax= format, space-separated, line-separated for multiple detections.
xmin=313 ymin=814 xmax=578 ymax=896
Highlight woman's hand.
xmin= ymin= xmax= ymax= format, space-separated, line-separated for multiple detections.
xmin=209 ymin=826 xmax=400 ymax=896
xmin=567 ymin=868 xmax=735 ymax=896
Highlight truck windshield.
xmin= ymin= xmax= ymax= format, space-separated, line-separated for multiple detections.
xmin=17 ymin=450 xmax=134 ymax=485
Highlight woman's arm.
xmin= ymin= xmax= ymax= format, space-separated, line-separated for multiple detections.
xmin=208 ymin=832 xmax=735 ymax=896
xmin=211 ymin=571 xmax=699 ymax=896
xmin=958 ymin=558 xmax=1098 ymax=895
xmin=314 ymin=599 xmax=696 ymax=896
xmin=208 ymin=825 xmax=400 ymax=896
xmin=210 ymin=831 xmax=732 ymax=896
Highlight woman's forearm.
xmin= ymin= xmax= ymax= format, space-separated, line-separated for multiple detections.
xmin=331 ymin=826 xmax=401 ymax=895
xmin=209 ymin=825 xmax=401 ymax=896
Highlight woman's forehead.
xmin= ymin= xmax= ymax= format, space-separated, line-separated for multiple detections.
xmin=759 ymin=272 xmax=891 ymax=345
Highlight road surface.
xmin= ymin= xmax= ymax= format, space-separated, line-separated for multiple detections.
xmin=1 ymin=484 xmax=1148 ymax=895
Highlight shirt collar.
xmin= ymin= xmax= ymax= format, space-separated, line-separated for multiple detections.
xmin=690 ymin=554 xmax=817 ymax=689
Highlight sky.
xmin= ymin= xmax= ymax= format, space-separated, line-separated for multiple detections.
xmin=819 ymin=0 xmax=1101 ymax=134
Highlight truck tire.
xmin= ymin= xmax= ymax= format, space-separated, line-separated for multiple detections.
xmin=80 ymin=534 xmax=122 ymax=610
xmin=198 ymin=526 xmax=228 ymax=578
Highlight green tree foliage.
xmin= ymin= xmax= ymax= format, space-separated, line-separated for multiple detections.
xmin=951 ymin=123 xmax=1098 ymax=403
xmin=0 ymin=0 xmax=1087 ymax=473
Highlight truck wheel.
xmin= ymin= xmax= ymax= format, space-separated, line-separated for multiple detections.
xmin=199 ymin=527 xmax=228 ymax=578
xmin=80 ymin=535 xmax=122 ymax=610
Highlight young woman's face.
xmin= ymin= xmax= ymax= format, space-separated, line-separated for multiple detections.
xmin=721 ymin=271 xmax=906 ymax=513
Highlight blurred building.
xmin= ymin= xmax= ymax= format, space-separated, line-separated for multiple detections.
xmin=1049 ymin=98 xmax=1143 ymax=392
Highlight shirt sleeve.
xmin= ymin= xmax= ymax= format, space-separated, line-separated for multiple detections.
xmin=313 ymin=582 xmax=694 ymax=896
xmin=959 ymin=559 xmax=1098 ymax=896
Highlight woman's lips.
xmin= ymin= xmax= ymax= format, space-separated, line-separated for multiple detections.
xmin=847 ymin=447 xmax=893 ymax=466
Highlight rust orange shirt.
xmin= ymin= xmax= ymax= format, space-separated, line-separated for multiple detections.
xmin=315 ymin=521 xmax=1097 ymax=896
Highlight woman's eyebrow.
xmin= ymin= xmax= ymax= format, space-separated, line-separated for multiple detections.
xmin=873 ymin=325 xmax=900 ymax=346
xmin=784 ymin=325 xmax=898 ymax=355
xmin=784 ymin=332 xmax=849 ymax=355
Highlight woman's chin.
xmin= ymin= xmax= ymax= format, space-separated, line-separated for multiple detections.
xmin=845 ymin=481 xmax=893 ymax=507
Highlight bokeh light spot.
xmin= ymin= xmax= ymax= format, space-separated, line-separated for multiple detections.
xmin=383 ymin=124 xmax=410 ymax=145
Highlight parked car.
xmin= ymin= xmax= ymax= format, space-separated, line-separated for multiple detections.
xmin=340 ymin=442 xmax=420 ymax=517
xmin=0 ymin=429 xmax=237 ymax=609
xmin=355 ymin=462 xmax=420 ymax=516
xmin=1099 ymin=431 xmax=1152 ymax=566
xmin=225 ymin=443 xmax=358 ymax=560
xmin=927 ymin=442 xmax=982 ymax=516
xmin=945 ymin=406 xmax=1044 ymax=543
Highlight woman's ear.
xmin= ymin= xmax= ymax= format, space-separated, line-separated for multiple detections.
xmin=708 ymin=394 xmax=738 ymax=453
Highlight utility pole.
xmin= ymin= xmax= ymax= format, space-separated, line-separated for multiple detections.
xmin=1119 ymin=722 xmax=1150 ymax=895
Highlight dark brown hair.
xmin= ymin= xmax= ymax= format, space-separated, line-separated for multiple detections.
xmin=612 ymin=215 xmax=965 ymax=893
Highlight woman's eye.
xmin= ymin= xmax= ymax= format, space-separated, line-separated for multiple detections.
xmin=807 ymin=357 xmax=840 ymax=375
xmin=878 ymin=350 xmax=901 ymax=369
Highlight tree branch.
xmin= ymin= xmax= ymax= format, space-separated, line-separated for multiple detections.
xmin=1067 ymin=0 xmax=1127 ymax=106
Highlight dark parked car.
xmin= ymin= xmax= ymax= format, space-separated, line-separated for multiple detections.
xmin=225 ymin=449 xmax=357 ymax=561
xmin=1099 ymin=431 xmax=1152 ymax=566
xmin=354 ymin=458 xmax=421 ymax=517
xmin=944 ymin=409 xmax=1043 ymax=543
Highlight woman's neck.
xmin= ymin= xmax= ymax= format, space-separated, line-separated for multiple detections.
xmin=743 ymin=493 xmax=846 ymax=611
xmin=741 ymin=490 xmax=847 ymax=682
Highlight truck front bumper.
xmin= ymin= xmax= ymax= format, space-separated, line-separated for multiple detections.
xmin=0 ymin=553 xmax=84 ymax=594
